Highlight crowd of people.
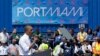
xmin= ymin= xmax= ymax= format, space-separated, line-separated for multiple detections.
xmin=0 ymin=25 xmax=100 ymax=56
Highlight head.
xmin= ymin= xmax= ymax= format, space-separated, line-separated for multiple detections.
xmin=93 ymin=31 xmax=97 ymax=36
xmin=42 ymin=39 xmax=48 ymax=44
xmin=80 ymin=27 xmax=84 ymax=33
xmin=12 ymin=28 xmax=17 ymax=34
xmin=54 ymin=31 xmax=60 ymax=36
xmin=81 ymin=41 xmax=85 ymax=45
xmin=84 ymin=40 xmax=89 ymax=45
xmin=47 ymin=30 xmax=52 ymax=36
xmin=60 ymin=24 xmax=64 ymax=28
xmin=87 ymin=28 xmax=92 ymax=34
xmin=12 ymin=39 xmax=17 ymax=45
xmin=2 ymin=28 xmax=7 ymax=33
xmin=24 ymin=25 xmax=33 ymax=36
xmin=73 ymin=38 xmax=78 ymax=44
xmin=35 ymin=28 xmax=40 ymax=34
xmin=69 ymin=39 xmax=74 ymax=43
xmin=81 ymin=40 xmax=88 ymax=45
xmin=96 ymin=26 xmax=100 ymax=32
xmin=32 ymin=35 xmax=39 ymax=42
xmin=47 ymin=30 xmax=51 ymax=33
xmin=61 ymin=37 xmax=67 ymax=43
xmin=69 ymin=28 xmax=74 ymax=35
xmin=97 ymin=38 xmax=100 ymax=43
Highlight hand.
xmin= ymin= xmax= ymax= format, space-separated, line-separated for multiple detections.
xmin=29 ymin=41 xmax=35 ymax=50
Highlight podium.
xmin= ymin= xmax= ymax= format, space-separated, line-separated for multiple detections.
xmin=33 ymin=50 xmax=52 ymax=56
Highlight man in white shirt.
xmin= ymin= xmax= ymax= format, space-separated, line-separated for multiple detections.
xmin=81 ymin=41 xmax=92 ymax=53
xmin=19 ymin=25 xmax=35 ymax=55
xmin=0 ymin=28 xmax=9 ymax=44
xmin=0 ymin=40 xmax=8 ymax=55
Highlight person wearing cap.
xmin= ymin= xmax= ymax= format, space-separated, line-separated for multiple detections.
xmin=77 ymin=27 xmax=87 ymax=43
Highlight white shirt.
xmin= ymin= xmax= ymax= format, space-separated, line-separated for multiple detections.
xmin=81 ymin=44 xmax=92 ymax=53
xmin=8 ymin=44 xmax=19 ymax=55
xmin=0 ymin=32 xmax=9 ymax=43
xmin=0 ymin=46 xmax=8 ymax=55
xmin=74 ymin=45 xmax=79 ymax=53
xmin=19 ymin=33 xmax=33 ymax=55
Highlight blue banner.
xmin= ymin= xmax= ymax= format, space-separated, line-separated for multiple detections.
xmin=12 ymin=0 xmax=88 ymax=25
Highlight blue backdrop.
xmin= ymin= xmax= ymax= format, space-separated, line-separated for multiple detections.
xmin=12 ymin=0 xmax=88 ymax=25
xmin=0 ymin=0 xmax=100 ymax=32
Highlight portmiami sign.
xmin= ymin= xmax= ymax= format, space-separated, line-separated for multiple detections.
xmin=12 ymin=0 xmax=88 ymax=25
xmin=17 ymin=7 xmax=83 ymax=17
